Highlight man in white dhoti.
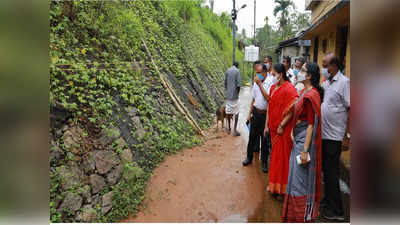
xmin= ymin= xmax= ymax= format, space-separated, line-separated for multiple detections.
xmin=224 ymin=61 xmax=241 ymax=136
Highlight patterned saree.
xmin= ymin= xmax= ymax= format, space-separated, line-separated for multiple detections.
xmin=282 ymin=88 xmax=322 ymax=222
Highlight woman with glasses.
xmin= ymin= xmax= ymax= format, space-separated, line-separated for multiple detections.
xmin=282 ymin=62 xmax=324 ymax=222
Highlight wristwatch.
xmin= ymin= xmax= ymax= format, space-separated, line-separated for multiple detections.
xmin=346 ymin=132 xmax=351 ymax=139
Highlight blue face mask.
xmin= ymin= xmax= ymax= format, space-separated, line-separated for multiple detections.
xmin=293 ymin=69 xmax=299 ymax=76
xmin=256 ymin=73 xmax=264 ymax=80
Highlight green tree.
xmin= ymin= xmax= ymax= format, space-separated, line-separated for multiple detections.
xmin=281 ymin=11 xmax=311 ymax=39
xmin=254 ymin=16 xmax=281 ymax=61
xmin=273 ymin=0 xmax=295 ymax=40
xmin=291 ymin=11 xmax=310 ymax=33
xmin=254 ymin=5 xmax=310 ymax=62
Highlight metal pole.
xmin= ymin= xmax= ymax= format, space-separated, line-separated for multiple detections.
xmin=243 ymin=60 xmax=245 ymax=82
xmin=232 ymin=0 xmax=236 ymax=65
xmin=252 ymin=62 xmax=254 ymax=86
xmin=254 ymin=0 xmax=256 ymax=38
xmin=233 ymin=24 xmax=236 ymax=65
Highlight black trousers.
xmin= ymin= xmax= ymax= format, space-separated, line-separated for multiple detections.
xmin=321 ymin=139 xmax=344 ymax=216
xmin=246 ymin=110 xmax=269 ymax=165
xmin=253 ymin=135 xmax=261 ymax=153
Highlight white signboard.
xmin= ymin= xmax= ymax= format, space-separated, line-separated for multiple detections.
xmin=244 ymin=45 xmax=259 ymax=62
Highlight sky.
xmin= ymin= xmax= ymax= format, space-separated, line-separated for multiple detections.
xmin=204 ymin=0 xmax=308 ymax=38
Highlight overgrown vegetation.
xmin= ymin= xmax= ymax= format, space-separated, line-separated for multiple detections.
xmin=49 ymin=0 xmax=247 ymax=222
xmin=241 ymin=0 xmax=310 ymax=62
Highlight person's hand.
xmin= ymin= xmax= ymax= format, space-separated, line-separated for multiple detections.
xmin=277 ymin=124 xmax=284 ymax=135
xmin=246 ymin=114 xmax=251 ymax=123
xmin=300 ymin=151 xmax=309 ymax=164
xmin=342 ymin=135 xmax=350 ymax=151
xmin=254 ymin=76 xmax=261 ymax=85
xmin=290 ymin=129 xmax=294 ymax=141
xmin=264 ymin=126 xmax=269 ymax=137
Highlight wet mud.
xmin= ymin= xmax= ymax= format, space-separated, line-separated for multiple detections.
xmin=122 ymin=128 xmax=283 ymax=222
xmin=122 ymin=86 xmax=349 ymax=223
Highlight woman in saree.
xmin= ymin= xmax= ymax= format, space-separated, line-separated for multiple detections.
xmin=264 ymin=63 xmax=298 ymax=196
xmin=282 ymin=62 xmax=323 ymax=222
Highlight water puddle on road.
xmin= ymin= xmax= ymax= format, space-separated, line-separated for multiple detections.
xmin=221 ymin=178 xmax=351 ymax=223
xmin=220 ymin=194 xmax=284 ymax=222
xmin=219 ymin=214 xmax=247 ymax=223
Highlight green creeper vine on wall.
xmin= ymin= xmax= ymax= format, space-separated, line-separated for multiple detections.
xmin=50 ymin=0 xmax=246 ymax=222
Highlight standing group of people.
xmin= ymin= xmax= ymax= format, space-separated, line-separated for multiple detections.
xmin=224 ymin=52 xmax=350 ymax=222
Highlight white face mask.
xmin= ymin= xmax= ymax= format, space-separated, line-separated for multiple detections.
xmin=272 ymin=74 xmax=280 ymax=84
xmin=297 ymin=71 xmax=307 ymax=82
xmin=321 ymin=68 xmax=330 ymax=79
xmin=266 ymin=63 xmax=270 ymax=70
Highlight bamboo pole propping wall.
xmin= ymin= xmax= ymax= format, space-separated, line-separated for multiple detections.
xmin=141 ymin=38 xmax=205 ymax=136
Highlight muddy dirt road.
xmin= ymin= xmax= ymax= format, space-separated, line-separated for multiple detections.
xmin=123 ymin=86 xmax=349 ymax=222
xmin=123 ymin=86 xmax=283 ymax=222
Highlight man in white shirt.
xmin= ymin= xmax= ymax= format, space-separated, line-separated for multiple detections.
xmin=251 ymin=56 xmax=273 ymax=155
xmin=242 ymin=62 xmax=274 ymax=173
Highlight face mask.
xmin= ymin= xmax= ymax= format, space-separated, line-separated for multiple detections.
xmin=272 ymin=74 xmax=279 ymax=84
xmin=293 ymin=69 xmax=299 ymax=76
xmin=256 ymin=73 xmax=264 ymax=80
xmin=297 ymin=71 xmax=307 ymax=82
xmin=322 ymin=68 xmax=330 ymax=79
xmin=266 ymin=63 xmax=270 ymax=70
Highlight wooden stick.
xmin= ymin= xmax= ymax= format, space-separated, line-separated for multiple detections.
xmin=141 ymin=38 xmax=204 ymax=136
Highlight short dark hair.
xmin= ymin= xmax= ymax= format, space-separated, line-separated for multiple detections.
xmin=283 ymin=56 xmax=291 ymax=65
xmin=264 ymin=55 xmax=272 ymax=62
xmin=253 ymin=60 xmax=261 ymax=66
xmin=262 ymin=63 xmax=268 ymax=72
xmin=296 ymin=57 xmax=305 ymax=64
xmin=329 ymin=56 xmax=342 ymax=70
xmin=233 ymin=61 xmax=239 ymax=68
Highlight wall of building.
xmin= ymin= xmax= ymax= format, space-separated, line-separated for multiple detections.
xmin=282 ymin=46 xmax=299 ymax=58
xmin=280 ymin=45 xmax=308 ymax=65
xmin=308 ymin=26 xmax=338 ymax=82
xmin=345 ymin=29 xmax=350 ymax=77
xmin=310 ymin=0 xmax=341 ymax=25
xmin=308 ymin=26 xmax=349 ymax=82
xmin=305 ymin=2 xmax=350 ymax=81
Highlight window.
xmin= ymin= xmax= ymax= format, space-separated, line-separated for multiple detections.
xmin=322 ymin=39 xmax=327 ymax=53
xmin=313 ymin=37 xmax=319 ymax=63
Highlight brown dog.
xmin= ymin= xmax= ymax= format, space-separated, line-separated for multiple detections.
xmin=216 ymin=106 xmax=229 ymax=131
